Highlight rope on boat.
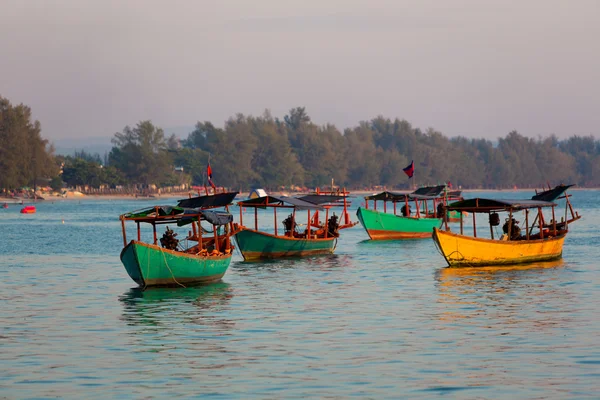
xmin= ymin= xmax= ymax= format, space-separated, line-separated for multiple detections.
xmin=332 ymin=238 xmax=338 ymax=253
xmin=159 ymin=247 xmax=187 ymax=288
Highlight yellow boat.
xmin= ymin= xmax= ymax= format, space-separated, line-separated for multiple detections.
xmin=433 ymin=187 xmax=581 ymax=267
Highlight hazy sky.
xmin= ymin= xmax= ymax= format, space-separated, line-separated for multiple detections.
xmin=1 ymin=0 xmax=599 ymax=141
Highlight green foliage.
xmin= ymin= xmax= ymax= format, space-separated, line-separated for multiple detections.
xmin=108 ymin=121 xmax=173 ymax=186
xmin=0 ymin=96 xmax=57 ymax=190
xmin=2 ymin=96 xmax=600 ymax=191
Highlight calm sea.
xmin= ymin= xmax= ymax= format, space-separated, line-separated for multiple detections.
xmin=1 ymin=191 xmax=599 ymax=399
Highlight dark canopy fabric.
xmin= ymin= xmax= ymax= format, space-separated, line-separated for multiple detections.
xmin=237 ymin=195 xmax=323 ymax=210
xmin=412 ymin=185 xmax=446 ymax=197
xmin=531 ymin=184 xmax=574 ymax=202
xmin=121 ymin=205 xmax=233 ymax=226
xmin=297 ymin=194 xmax=347 ymax=205
xmin=364 ymin=191 xmax=409 ymax=201
xmin=364 ymin=188 xmax=445 ymax=201
xmin=447 ymin=198 xmax=556 ymax=212
xmin=197 ymin=210 xmax=233 ymax=226
xmin=177 ymin=192 xmax=238 ymax=209
xmin=122 ymin=205 xmax=185 ymax=219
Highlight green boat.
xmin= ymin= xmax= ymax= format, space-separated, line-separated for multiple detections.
xmin=233 ymin=194 xmax=351 ymax=261
xmin=356 ymin=186 xmax=452 ymax=240
xmin=119 ymin=192 xmax=238 ymax=288
xmin=356 ymin=207 xmax=441 ymax=240
xmin=234 ymin=228 xmax=336 ymax=261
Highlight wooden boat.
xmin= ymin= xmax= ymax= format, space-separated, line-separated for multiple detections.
xmin=433 ymin=187 xmax=581 ymax=267
xmin=233 ymin=194 xmax=352 ymax=261
xmin=20 ymin=205 xmax=36 ymax=214
xmin=356 ymin=185 xmax=453 ymax=240
xmin=119 ymin=192 xmax=238 ymax=288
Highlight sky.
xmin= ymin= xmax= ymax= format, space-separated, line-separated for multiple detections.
xmin=1 ymin=0 xmax=599 ymax=141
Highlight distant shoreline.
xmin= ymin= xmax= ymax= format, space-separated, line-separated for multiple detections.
xmin=1 ymin=186 xmax=596 ymax=204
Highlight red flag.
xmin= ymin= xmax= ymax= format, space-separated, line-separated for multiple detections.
xmin=207 ymin=162 xmax=216 ymax=189
xmin=403 ymin=160 xmax=414 ymax=178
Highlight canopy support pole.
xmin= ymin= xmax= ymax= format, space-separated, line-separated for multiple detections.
xmin=274 ymin=208 xmax=278 ymax=236
xmin=525 ymin=209 xmax=530 ymax=240
xmin=121 ymin=217 xmax=127 ymax=247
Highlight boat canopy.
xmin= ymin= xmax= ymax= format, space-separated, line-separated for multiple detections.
xmin=297 ymin=194 xmax=347 ymax=205
xmin=176 ymin=192 xmax=238 ymax=209
xmin=531 ymin=184 xmax=574 ymax=202
xmin=411 ymin=185 xmax=446 ymax=197
xmin=237 ymin=195 xmax=323 ymax=210
xmin=447 ymin=198 xmax=557 ymax=213
xmin=364 ymin=189 xmax=444 ymax=202
xmin=121 ymin=205 xmax=233 ymax=226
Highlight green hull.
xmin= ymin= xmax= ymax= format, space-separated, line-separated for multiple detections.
xmin=120 ymin=241 xmax=232 ymax=287
xmin=356 ymin=207 xmax=441 ymax=240
xmin=234 ymin=229 xmax=337 ymax=261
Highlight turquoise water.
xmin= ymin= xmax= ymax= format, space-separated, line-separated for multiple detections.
xmin=1 ymin=191 xmax=599 ymax=398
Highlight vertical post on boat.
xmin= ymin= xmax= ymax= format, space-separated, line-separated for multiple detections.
xmin=424 ymin=200 xmax=429 ymax=217
xmin=374 ymin=200 xmax=377 ymax=211
xmin=292 ymin=209 xmax=296 ymax=237
xmin=153 ymin=222 xmax=157 ymax=245
xmin=137 ymin=222 xmax=141 ymax=241
xmin=393 ymin=201 xmax=397 ymax=215
xmin=404 ymin=196 xmax=409 ymax=217
xmin=307 ymin=209 xmax=311 ymax=238
xmin=254 ymin=207 xmax=258 ymax=231
xmin=489 ymin=212 xmax=494 ymax=240
xmin=324 ymin=208 xmax=329 ymax=238
xmin=472 ymin=211 xmax=477 ymax=237
xmin=192 ymin=218 xmax=197 ymax=239
xmin=443 ymin=205 xmax=448 ymax=231
xmin=552 ymin=206 xmax=557 ymax=235
xmin=213 ymin=225 xmax=219 ymax=252
xmin=239 ymin=205 xmax=243 ymax=227
xmin=415 ymin=199 xmax=421 ymax=218
xmin=459 ymin=210 xmax=463 ymax=234
xmin=508 ymin=209 xmax=513 ymax=240
xmin=120 ymin=217 xmax=127 ymax=247
xmin=538 ymin=208 xmax=544 ymax=239
xmin=525 ymin=209 xmax=530 ymax=240
xmin=383 ymin=200 xmax=387 ymax=213
xmin=274 ymin=207 xmax=278 ymax=236
xmin=365 ymin=198 xmax=369 ymax=210
xmin=343 ymin=188 xmax=349 ymax=225
xmin=198 ymin=221 xmax=203 ymax=251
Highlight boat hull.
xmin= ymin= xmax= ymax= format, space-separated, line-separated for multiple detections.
xmin=234 ymin=228 xmax=336 ymax=261
xmin=356 ymin=207 xmax=441 ymax=240
xmin=432 ymin=227 xmax=566 ymax=267
xmin=120 ymin=241 xmax=232 ymax=287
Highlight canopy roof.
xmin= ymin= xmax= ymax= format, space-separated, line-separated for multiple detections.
xmin=176 ymin=192 xmax=238 ymax=209
xmin=121 ymin=205 xmax=233 ymax=225
xmin=364 ymin=185 xmax=447 ymax=201
xmin=297 ymin=194 xmax=347 ymax=205
xmin=531 ymin=184 xmax=574 ymax=202
xmin=412 ymin=185 xmax=446 ymax=197
xmin=237 ymin=195 xmax=323 ymax=210
xmin=447 ymin=198 xmax=557 ymax=213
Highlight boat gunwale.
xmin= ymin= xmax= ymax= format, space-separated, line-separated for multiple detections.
xmin=234 ymin=227 xmax=338 ymax=243
xmin=432 ymin=227 xmax=567 ymax=245
xmin=126 ymin=240 xmax=234 ymax=260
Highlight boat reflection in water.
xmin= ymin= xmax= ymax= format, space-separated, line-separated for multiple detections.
xmin=433 ymin=259 xmax=576 ymax=330
xmin=119 ymin=282 xmax=235 ymax=331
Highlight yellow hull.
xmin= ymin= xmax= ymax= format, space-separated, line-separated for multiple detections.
xmin=432 ymin=228 xmax=566 ymax=267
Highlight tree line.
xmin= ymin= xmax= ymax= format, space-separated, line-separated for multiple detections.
xmin=1 ymin=96 xmax=599 ymax=191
